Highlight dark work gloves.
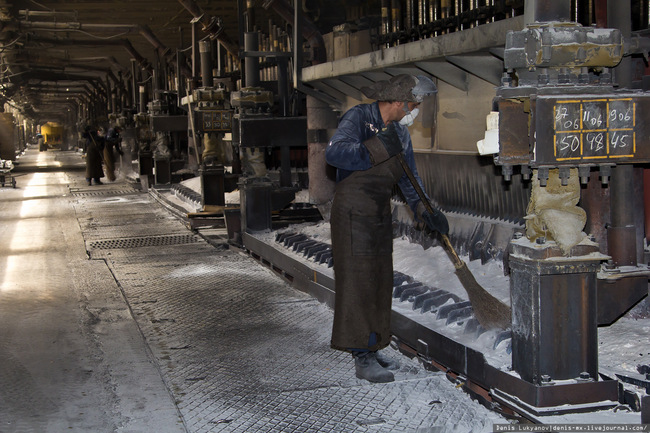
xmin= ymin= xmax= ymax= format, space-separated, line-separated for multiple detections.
xmin=417 ymin=201 xmax=449 ymax=235
xmin=376 ymin=123 xmax=403 ymax=157
xmin=363 ymin=122 xmax=403 ymax=166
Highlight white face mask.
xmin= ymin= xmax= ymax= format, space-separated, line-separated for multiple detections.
xmin=399 ymin=107 xmax=420 ymax=126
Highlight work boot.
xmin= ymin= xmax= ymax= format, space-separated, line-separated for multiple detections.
xmin=354 ymin=352 xmax=395 ymax=383
xmin=375 ymin=350 xmax=400 ymax=370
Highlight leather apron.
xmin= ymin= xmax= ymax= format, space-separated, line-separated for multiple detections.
xmin=330 ymin=155 xmax=403 ymax=352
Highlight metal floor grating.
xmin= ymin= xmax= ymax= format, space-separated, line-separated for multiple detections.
xmin=88 ymin=233 xmax=201 ymax=250
xmin=71 ymin=189 xmax=140 ymax=197
xmin=71 ymin=180 xmax=505 ymax=432
xmin=105 ymin=251 xmax=499 ymax=433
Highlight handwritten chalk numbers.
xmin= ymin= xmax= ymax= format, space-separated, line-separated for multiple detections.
xmin=582 ymin=110 xmax=603 ymax=128
xmin=558 ymin=134 xmax=580 ymax=152
xmin=554 ymin=99 xmax=635 ymax=161
xmin=609 ymin=107 xmax=631 ymax=125
xmin=610 ymin=131 xmax=630 ymax=149
xmin=608 ymin=100 xmax=634 ymax=157
xmin=586 ymin=132 xmax=605 ymax=152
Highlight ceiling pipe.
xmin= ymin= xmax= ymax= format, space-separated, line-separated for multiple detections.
xmin=24 ymin=36 xmax=152 ymax=72
xmin=71 ymin=56 xmax=130 ymax=74
xmin=15 ymin=21 xmax=169 ymax=55
xmin=21 ymin=72 xmax=108 ymax=96
xmin=24 ymin=84 xmax=90 ymax=91
xmin=18 ymin=10 xmax=79 ymax=21
xmin=176 ymin=0 xmax=240 ymax=58
xmin=22 ymin=86 xmax=92 ymax=96
xmin=23 ymin=66 xmax=115 ymax=90
xmin=13 ymin=21 xmax=191 ymax=77
xmin=15 ymin=56 xmax=118 ymax=83
xmin=14 ymin=52 xmax=129 ymax=75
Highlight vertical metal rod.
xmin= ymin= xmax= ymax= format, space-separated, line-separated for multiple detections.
xmin=176 ymin=49 xmax=184 ymax=108
xmin=216 ymin=42 xmax=223 ymax=77
xmin=608 ymin=0 xmax=632 ymax=88
xmin=391 ymin=0 xmax=401 ymax=33
xmin=609 ymin=164 xmax=638 ymax=265
xmin=277 ymin=57 xmax=289 ymax=117
xmin=431 ymin=0 xmax=437 ymax=25
xmin=381 ymin=0 xmax=390 ymax=36
xmin=423 ymin=0 xmax=429 ymax=25
xmin=594 ymin=0 xmax=607 ymax=27
xmin=153 ymin=51 xmax=160 ymax=98
xmin=131 ymin=59 xmax=137 ymax=108
xmin=406 ymin=0 xmax=414 ymax=30
xmin=199 ymin=40 xmax=213 ymax=87
xmin=293 ymin=0 xmax=302 ymax=89
xmin=110 ymin=87 xmax=116 ymax=114
xmin=244 ymin=32 xmax=259 ymax=87
xmin=441 ymin=0 xmax=450 ymax=19
xmin=139 ymin=85 xmax=146 ymax=114
xmin=191 ymin=21 xmax=199 ymax=83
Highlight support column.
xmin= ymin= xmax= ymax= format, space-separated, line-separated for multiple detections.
xmin=509 ymin=238 xmax=605 ymax=385
xmin=306 ymin=95 xmax=337 ymax=220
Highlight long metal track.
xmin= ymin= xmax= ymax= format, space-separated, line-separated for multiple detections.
xmin=242 ymin=231 xmax=620 ymax=422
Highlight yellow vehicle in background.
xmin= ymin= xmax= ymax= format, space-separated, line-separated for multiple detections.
xmin=40 ymin=122 xmax=63 ymax=150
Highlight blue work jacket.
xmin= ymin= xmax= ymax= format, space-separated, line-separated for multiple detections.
xmin=326 ymin=101 xmax=429 ymax=214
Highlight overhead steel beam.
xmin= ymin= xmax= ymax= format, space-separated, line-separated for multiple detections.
xmin=415 ymin=60 xmax=469 ymax=91
xmin=296 ymin=83 xmax=342 ymax=111
xmin=385 ymin=66 xmax=431 ymax=77
xmin=359 ymin=71 xmax=393 ymax=82
xmin=445 ymin=54 xmax=504 ymax=86
xmin=489 ymin=47 xmax=506 ymax=60
xmin=339 ymin=74 xmax=377 ymax=92
xmin=322 ymin=78 xmax=364 ymax=101
xmin=304 ymin=80 xmax=347 ymax=103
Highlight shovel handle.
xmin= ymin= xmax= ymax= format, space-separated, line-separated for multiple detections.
xmin=396 ymin=153 xmax=463 ymax=268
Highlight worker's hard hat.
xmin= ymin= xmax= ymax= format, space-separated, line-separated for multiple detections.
xmin=361 ymin=74 xmax=437 ymax=103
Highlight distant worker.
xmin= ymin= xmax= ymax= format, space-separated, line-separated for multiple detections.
xmin=104 ymin=126 xmax=123 ymax=181
xmin=83 ymin=126 xmax=104 ymax=186
xmin=325 ymin=74 xmax=449 ymax=383
xmin=37 ymin=134 xmax=46 ymax=152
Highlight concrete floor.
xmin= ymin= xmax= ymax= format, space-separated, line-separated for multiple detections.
xmin=0 ymin=148 xmax=185 ymax=432
xmin=0 ymin=146 xmax=505 ymax=432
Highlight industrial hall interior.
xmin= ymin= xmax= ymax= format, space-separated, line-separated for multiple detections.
xmin=1 ymin=0 xmax=650 ymax=431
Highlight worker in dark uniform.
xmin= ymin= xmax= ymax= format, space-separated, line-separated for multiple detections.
xmin=37 ymin=133 xmax=46 ymax=151
xmin=326 ymin=74 xmax=449 ymax=383
xmin=104 ymin=126 xmax=123 ymax=181
xmin=83 ymin=126 xmax=104 ymax=186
